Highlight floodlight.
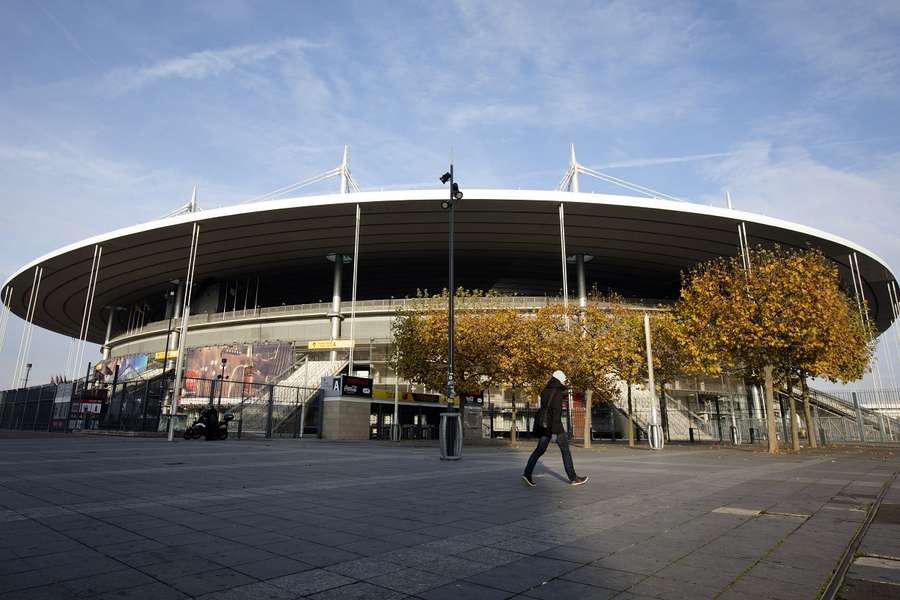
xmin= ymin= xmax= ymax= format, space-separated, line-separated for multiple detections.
xmin=451 ymin=183 xmax=463 ymax=200
xmin=440 ymin=172 xmax=451 ymax=184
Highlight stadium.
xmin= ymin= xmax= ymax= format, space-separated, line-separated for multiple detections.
xmin=1 ymin=150 xmax=898 ymax=444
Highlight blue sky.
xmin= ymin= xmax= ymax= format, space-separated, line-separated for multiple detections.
xmin=1 ymin=0 xmax=900 ymax=388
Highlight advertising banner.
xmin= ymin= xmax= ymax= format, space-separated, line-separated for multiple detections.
xmin=463 ymin=391 xmax=484 ymax=407
xmin=181 ymin=342 xmax=293 ymax=398
xmin=340 ymin=376 xmax=373 ymax=398
xmin=94 ymin=353 xmax=160 ymax=385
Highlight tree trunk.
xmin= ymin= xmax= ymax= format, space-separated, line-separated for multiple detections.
xmin=659 ymin=381 xmax=669 ymax=442
xmin=583 ymin=389 xmax=593 ymax=448
xmin=786 ymin=368 xmax=800 ymax=452
xmin=801 ymin=375 xmax=817 ymax=448
xmin=627 ymin=384 xmax=635 ymax=447
xmin=764 ymin=366 xmax=779 ymax=454
xmin=510 ymin=391 xmax=517 ymax=445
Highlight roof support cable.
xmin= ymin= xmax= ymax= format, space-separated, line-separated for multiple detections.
xmin=577 ymin=165 xmax=684 ymax=202
xmin=242 ymin=146 xmax=363 ymax=205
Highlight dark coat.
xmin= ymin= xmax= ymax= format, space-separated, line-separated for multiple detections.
xmin=534 ymin=377 xmax=566 ymax=436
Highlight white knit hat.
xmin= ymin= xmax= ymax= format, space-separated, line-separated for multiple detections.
xmin=552 ymin=370 xmax=567 ymax=384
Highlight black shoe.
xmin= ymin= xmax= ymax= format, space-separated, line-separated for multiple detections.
xmin=522 ymin=474 xmax=536 ymax=487
xmin=569 ymin=476 xmax=589 ymax=486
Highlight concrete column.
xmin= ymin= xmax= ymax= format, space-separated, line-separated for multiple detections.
xmin=572 ymin=253 xmax=594 ymax=448
xmin=169 ymin=280 xmax=185 ymax=352
xmin=328 ymin=253 xmax=344 ymax=361
xmin=748 ymin=383 xmax=763 ymax=419
xmin=164 ymin=290 xmax=175 ymax=321
xmin=102 ymin=308 xmax=114 ymax=359
xmin=576 ymin=253 xmax=590 ymax=446
xmin=576 ymin=254 xmax=587 ymax=308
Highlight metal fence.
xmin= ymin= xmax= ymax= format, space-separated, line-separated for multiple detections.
xmin=0 ymin=374 xmax=318 ymax=439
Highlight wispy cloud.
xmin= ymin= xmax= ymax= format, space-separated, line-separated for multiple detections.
xmin=593 ymin=151 xmax=734 ymax=170
xmin=755 ymin=1 xmax=900 ymax=99
xmin=446 ymin=104 xmax=538 ymax=129
xmin=701 ymin=141 xmax=900 ymax=271
xmin=105 ymin=37 xmax=321 ymax=93
xmin=33 ymin=1 xmax=97 ymax=67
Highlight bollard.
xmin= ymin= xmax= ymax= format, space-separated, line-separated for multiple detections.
xmin=749 ymin=428 xmax=756 ymax=444
xmin=689 ymin=427 xmax=695 ymax=443
xmin=439 ymin=412 xmax=462 ymax=460
xmin=730 ymin=425 xmax=738 ymax=445
xmin=265 ymin=385 xmax=274 ymax=439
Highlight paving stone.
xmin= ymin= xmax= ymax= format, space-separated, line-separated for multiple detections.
xmin=168 ymin=567 xmax=257 ymax=596
xmin=267 ymin=568 xmax=356 ymax=596
xmin=62 ymin=568 xmax=157 ymax=597
xmin=591 ymin=553 xmax=669 ymax=575
xmin=464 ymin=556 xmax=578 ymax=593
xmin=838 ymin=576 xmax=900 ymax=600
xmin=419 ymin=554 xmax=494 ymax=578
xmin=463 ymin=546 xmax=526 ymax=568
xmin=97 ymin=581 xmax=190 ymax=599
xmin=338 ymin=538 xmax=406 ymax=556
xmin=325 ymin=556 xmax=406 ymax=579
xmin=419 ymin=580 xmax=513 ymax=600
xmin=627 ymin=575 xmax=722 ymax=599
xmin=140 ymin=556 xmax=226 ymax=581
xmin=847 ymin=556 xmax=900 ymax=585
xmin=232 ymin=556 xmax=315 ymax=579
xmin=561 ymin=565 xmax=646 ymax=591
xmin=286 ymin=543 xmax=363 ymax=567
xmin=417 ymin=538 xmax=481 ymax=555
xmin=535 ymin=543 xmax=610 ymax=563
xmin=307 ymin=581 xmax=408 ymax=599
xmin=487 ymin=536 xmax=555 ymax=555
xmin=724 ymin=574 xmax=819 ymax=600
xmin=381 ymin=547 xmax=457 ymax=568
xmin=196 ymin=581 xmax=300 ymax=600
xmin=367 ymin=567 xmax=455 ymax=595
xmin=521 ymin=578 xmax=618 ymax=599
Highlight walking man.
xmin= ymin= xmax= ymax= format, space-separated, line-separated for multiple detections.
xmin=522 ymin=370 xmax=588 ymax=486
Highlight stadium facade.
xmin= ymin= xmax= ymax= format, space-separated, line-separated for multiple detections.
xmin=1 ymin=151 xmax=898 ymax=443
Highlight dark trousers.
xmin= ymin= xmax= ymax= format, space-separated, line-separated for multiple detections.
xmin=524 ymin=431 xmax=577 ymax=480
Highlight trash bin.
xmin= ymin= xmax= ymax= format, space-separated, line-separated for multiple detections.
xmin=440 ymin=412 xmax=462 ymax=460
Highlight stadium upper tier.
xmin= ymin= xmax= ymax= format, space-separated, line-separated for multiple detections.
xmin=2 ymin=189 xmax=897 ymax=342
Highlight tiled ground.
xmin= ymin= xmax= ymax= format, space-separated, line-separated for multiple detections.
xmin=838 ymin=471 xmax=900 ymax=599
xmin=0 ymin=433 xmax=897 ymax=599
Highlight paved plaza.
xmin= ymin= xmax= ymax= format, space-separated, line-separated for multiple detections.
xmin=0 ymin=434 xmax=898 ymax=600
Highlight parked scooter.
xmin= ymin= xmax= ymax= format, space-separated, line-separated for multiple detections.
xmin=183 ymin=406 xmax=234 ymax=440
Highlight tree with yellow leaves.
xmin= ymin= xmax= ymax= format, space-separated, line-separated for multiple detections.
xmin=676 ymin=246 xmax=873 ymax=453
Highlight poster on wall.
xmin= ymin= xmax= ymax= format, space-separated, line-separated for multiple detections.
xmin=181 ymin=342 xmax=293 ymax=398
xmin=94 ymin=353 xmax=161 ymax=384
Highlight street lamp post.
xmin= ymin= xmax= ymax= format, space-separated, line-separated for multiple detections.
xmin=440 ymin=166 xmax=463 ymax=412
xmin=439 ymin=166 xmax=464 ymax=460
xmin=217 ymin=357 xmax=227 ymax=407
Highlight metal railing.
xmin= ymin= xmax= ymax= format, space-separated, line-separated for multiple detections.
xmin=0 ymin=374 xmax=320 ymax=439
xmin=109 ymin=295 xmax=672 ymax=343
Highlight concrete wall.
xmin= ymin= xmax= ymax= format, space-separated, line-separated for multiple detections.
xmin=321 ymin=399 xmax=370 ymax=440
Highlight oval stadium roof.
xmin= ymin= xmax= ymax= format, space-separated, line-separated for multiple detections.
xmin=2 ymin=189 xmax=897 ymax=343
